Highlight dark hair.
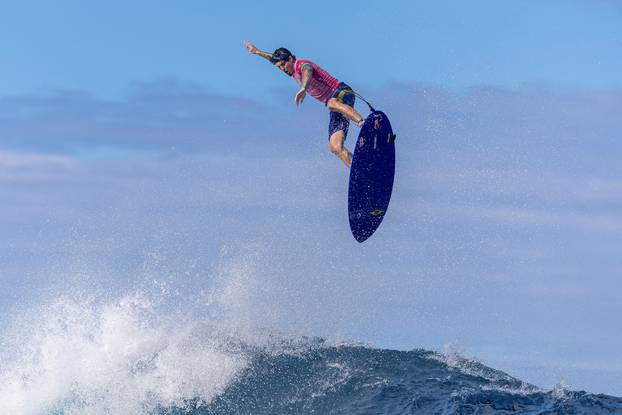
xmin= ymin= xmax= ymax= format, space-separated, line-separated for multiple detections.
xmin=270 ymin=47 xmax=295 ymax=64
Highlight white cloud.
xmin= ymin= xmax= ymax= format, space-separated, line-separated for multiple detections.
xmin=0 ymin=149 xmax=73 ymax=169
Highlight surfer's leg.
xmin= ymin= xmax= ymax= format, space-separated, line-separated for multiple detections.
xmin=327 ymin=98 xmax=365 ymax=126
xmin=329 ymin=130 xmax=352 ymax=168
xmin=328 ymin=110 xmax=352 ymax=168
xmin=326 ymin=84 xmax=365 ymax=127
xmin=326 ymin=84 xmax=356 ymax=168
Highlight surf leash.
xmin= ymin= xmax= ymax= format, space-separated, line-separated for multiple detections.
xmin=352 ymin=90 xmax=376 ymax=112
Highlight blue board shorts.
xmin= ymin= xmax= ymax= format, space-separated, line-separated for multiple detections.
xmin=327 ymin=83 xmax=356 ymax=140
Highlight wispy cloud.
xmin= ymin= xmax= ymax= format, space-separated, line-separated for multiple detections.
xmin=0 ymin=79 xmax=308 ymax=156
xmin=2 ymin=80 xmax=620 ymax=163
xmin=0 ymin=149 xmax=72 ymax=169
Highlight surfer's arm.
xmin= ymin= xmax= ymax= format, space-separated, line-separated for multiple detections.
xmin=299 ymin=64 xmax=313 ymax=90
xmin=244 ymin=40 xmax=273 ymax=61
xmin=294 ymin=65 xmax=312 ymax=105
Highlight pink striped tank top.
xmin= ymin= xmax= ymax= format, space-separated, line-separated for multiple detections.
xmin=293 ymin=59 xmax=340 ymax=103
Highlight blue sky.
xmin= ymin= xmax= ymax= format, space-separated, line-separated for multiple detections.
xmin=1 ymin=0 xmax=621 ymax=405
xmin=1 ymin=0 xmax=621 ymax=100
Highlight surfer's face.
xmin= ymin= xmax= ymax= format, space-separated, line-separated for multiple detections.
xmin=275 ymin=57 xmax=294 ymax=76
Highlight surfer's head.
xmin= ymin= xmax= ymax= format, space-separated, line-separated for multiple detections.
xmin=270 ymin=47 xmax=295 ymax=76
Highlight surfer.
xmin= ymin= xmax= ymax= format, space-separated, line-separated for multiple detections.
xmin=244 ymin=41 xmax=365 ymax=168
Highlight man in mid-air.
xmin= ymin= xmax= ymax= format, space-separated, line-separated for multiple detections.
xmin=244 ymin=41 xmax=366 ymax=168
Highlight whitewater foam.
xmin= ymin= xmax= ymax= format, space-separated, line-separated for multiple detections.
xmin=0 ymin=243 xmax=313 ymax=415
xmin=0 ymin=291 xmax=246 ymax=415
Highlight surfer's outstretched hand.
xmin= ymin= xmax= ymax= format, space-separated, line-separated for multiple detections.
xmin=295 ymin=88 xmax=306 ymax=105
xmin=244 ymin=40 xmax=257 ymax=54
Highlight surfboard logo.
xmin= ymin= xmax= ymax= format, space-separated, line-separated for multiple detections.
xmin=369 ymin=209 xmax=385 ymax=217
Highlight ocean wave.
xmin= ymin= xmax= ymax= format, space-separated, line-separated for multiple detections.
xmin=0 ymin=249 xmax=620 ymax=414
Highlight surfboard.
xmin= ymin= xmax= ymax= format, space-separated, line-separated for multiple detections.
xmin=348 ymin=110 xmax=396 ymax=242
